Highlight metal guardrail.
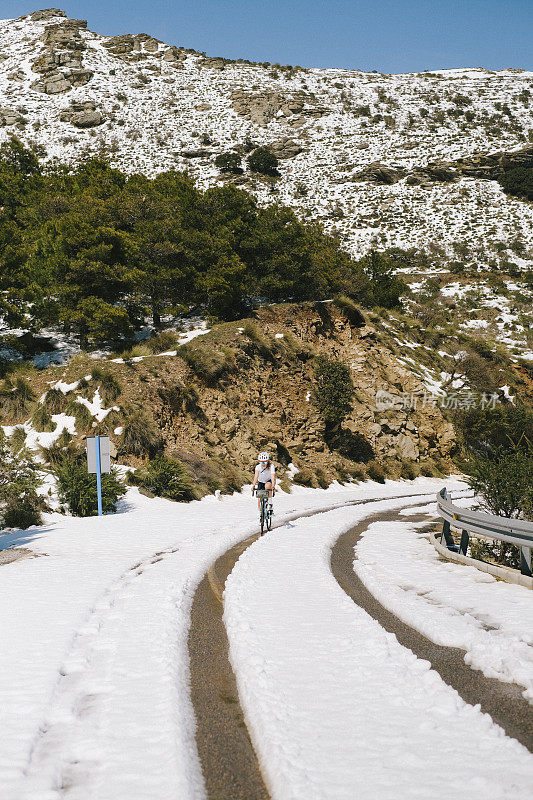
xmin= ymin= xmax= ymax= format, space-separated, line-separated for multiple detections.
xmin=437 ymin=488 xmax=533 ymax=578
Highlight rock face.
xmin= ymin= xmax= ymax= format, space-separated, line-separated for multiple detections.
xmin=354 ymin=162 xmax=407 ymax=184
xmin=60 ymin=102 xmax=104 ymax=128
xmin=41 ymin=19 xmax=87 ymax=49
xmin=103 ymin=33 xmax=164 ymax=59
xmin=148 ymin=303 xmax=456 ymax=485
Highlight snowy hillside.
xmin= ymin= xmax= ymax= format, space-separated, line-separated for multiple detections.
xmin=1 ymin=8 xmax=532 ymax=265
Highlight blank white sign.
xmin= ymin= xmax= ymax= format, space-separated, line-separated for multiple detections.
xmin=86 ymin=436 xmax=111 ymax=474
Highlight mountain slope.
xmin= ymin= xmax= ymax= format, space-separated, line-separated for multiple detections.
xmin=0 ymin=8 xmax=532 ymax=264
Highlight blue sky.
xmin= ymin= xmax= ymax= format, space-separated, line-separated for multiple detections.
xmin=3 ymin=1 xmax=532 ymax=73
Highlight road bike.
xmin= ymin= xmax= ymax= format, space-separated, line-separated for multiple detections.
xmin=253 ymin=488 xmax=273 ymax=535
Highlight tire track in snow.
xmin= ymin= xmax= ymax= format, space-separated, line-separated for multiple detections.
xmin=189 ymin=489 xmax=448 ymax=800
xmin=330 ymin=508 xmax=533 ymax=752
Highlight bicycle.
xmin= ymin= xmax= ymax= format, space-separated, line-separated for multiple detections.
xmin=253 ymin=487 xmax=273 ymax=535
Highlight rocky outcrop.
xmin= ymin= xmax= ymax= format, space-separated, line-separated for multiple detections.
xmin=59 ymin=102 xmax=105 ymax=128
xmin=0 ymin=108 xmax=21 ymax=126
xmin=41 ymin=19 xmax=87 ymax=49
xmin=353 ymin=162 xmax=407 ymax=184
xmin=31 ymin=17 xmax=92 ymax=94
xmin=231 ymin=90 xmax=326 ymax=127
xmin=103 ymin=33 xmax=163 ymax=59
xmin=356 ymin=146 xmax=533 ymax=188
xmin=29 ymin=9 xmax=67 ymax=21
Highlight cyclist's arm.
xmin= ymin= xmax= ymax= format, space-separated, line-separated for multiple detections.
xmin=252 ymin=465 xmax=259 ymax=490
xmin=270 ymin=465 xmax=276 ymax=492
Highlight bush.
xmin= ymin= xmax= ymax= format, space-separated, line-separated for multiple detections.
xmin=146 ymin=330 xmax=179 ymax=353
xmin=292 ymin=469 xmax=315 ymax=487
xmin=366 ymin=460 xmax=386 ymax=483
xmin=0 ymin=429 xmax=43 ymax=528
xmin=465 ymin=448 xmax=533 ymax=520
xmin=454 ymin=405 xmax=533 ymax=459
xmin=333 ymin=296 xmax=366 ymax=327
xmin=43 ymin=388 xmax=67 ymax=413
xmin=246 ymin=147 xmax=279 ymax=176
xmin=334 ymin=429 xmax=374 ymax=462
xmin=91 ymin=367 xmax=122 ymax=404
xmin=215 ymin=152 xmax=243 ymax=174
xmin=0 ymin=377 xmax=36 ymax=419
xmin=499 ymin=167 xmax=533 ymax=201
xmin=135 ymin=456 xmax=196 ymax=501
xmin=119 ymin=411 xmax=164 ymax=458
xmin=55 ymin=458 xmax=125 ymax=516
xmin=180 ymin=343 xmax=236 ymax=385
xmin=313 ymin=356 xmax=354 ymax=430
xmin=32 ymin=406 xmax=55 ymax=432
xmin=3 ymin=497 xmax=42 ymax=529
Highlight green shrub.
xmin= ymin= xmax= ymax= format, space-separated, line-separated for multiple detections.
xmin=243 ymin=322 xmax=277 ymax=361
xmin=334 ymin=429 xmax=374 ymax=462
xmin=180 ymin=343 xmax=236 ymax=385
xmin=3 ymin=497 xmax=43 ymax=529
xmin=333 ymin=296 xmax=366 ymax=327
xmin=292 ymin=469 xmax=315 ymax=487
xmin=43 ymin=388 xmax=67 ymax=413
xmin=65 ymin=398 xmax=93 ymax=433
xmin=246 ymin=146 xmax=279 ymax=176
xmin=313 ymin=355 xmax=354 ymax=430
xmin=146 ymin=330 xmax=179 ymax=353
xmin=32 ymin=406 xmax=55 ymax=432
xmin=135 ymin=456 xmax=196 ymax=501
xmin=315 ymin=469 xmax=329 ymax=489
xmin=366 ymin=460 xmax=386 ymax=483
xmin=119 ymin=411 xmax=164 ymax=458
xmin=55 ymin=458 xmax=125 ymax=516
xmin=499 ymin=167 xmax=533 ymax=201
xmin=91 ymin=367 xmax=122 ymax=404
xmin=465 ymin=448 xmax=533 ymax=520
xmin=9 ymin=426 xmax=27 ymax=452
xmin=400 ymin=459 xmax=420 ymax=480
xmin=215 ymin=152 xmax=243 ymax=174
xmin=0 ymin=377 xmax=36 ymax=419
xmin=0 ymin=430 xmax=43 ymax=529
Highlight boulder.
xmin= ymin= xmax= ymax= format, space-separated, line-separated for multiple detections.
xmin=67 ymin=69 xmax=94 ymax=87
xmin=60 ymin=102 xmax=104 ymax=128
xmin=103 ymin=34 xmax=135 ymax=55
xmin=267 ymin=138 xmax=303 ymax=159
xmin=395 ymin=433 xmax=419 ymax=461
xmin=354 ymin=162 xmax=406 ymax=184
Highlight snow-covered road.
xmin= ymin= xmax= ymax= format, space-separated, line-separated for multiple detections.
xmin=224 ymin=495 xmax=533 ymax=800
xmin=1 ymin=476 xmax=531 ymax=799
xmin=0 ymin=477 xmax=458 ymax=800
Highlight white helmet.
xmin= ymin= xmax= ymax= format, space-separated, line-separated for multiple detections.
xmin=258 ymin=451 xmax=270 ymax=462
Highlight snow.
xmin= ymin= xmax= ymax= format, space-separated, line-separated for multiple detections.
xmin=2 ymin=413 xmax=77 ymax=452
xmin=76 ymin=390 xmax=117 ymax=422
xmin=0 ymin=477 xmax=460 ymax=799
xmin=223 ymin=487 xmax=532 ymax=800
xmin=354 ymin=516 xmax=533 ymax=701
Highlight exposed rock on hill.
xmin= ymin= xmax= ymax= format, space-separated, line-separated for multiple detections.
xmin=59 ymin=101 xmax=104 ymax=127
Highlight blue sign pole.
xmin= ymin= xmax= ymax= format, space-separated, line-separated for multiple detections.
xmin=95 ymin=435 xmax=103 ymax=517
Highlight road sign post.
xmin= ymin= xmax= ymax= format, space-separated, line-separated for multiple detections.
xmin=86 ymin=436 xmax=111 ymax=517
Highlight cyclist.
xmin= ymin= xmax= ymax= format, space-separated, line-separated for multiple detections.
xmin=252 ymin=451 xmax=276 ymax=514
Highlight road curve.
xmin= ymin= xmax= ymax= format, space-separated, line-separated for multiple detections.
xmin=330 ymin=507 xmax=533 ymax=752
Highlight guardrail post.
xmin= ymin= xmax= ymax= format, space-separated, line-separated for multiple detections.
xmin=459 ymin=529 xmax=469 ymax=556
xmin=520 ymin=547 xmax=532 ymax=577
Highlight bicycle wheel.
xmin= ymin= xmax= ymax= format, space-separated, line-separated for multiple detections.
xmin=266 ymin=504 xmax=272 ymax=531
xmin=260 ymin=500 xmax=265 ymax=535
